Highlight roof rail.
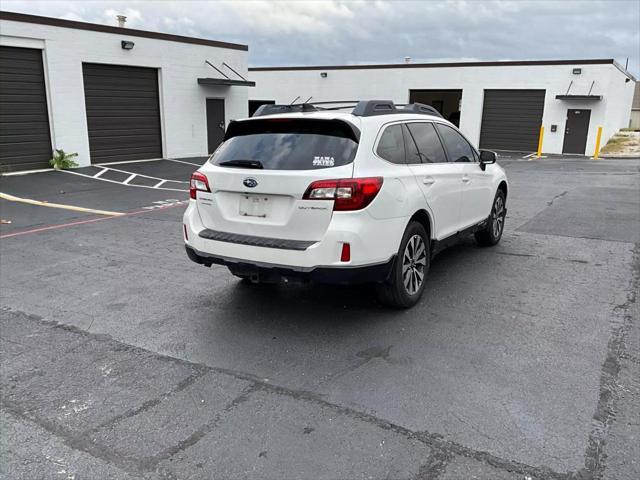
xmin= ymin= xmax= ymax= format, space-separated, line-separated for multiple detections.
xmin=251 ymin=100 xmax=445 ymax=118
xmin=311 ymin=100 xmax=359 ymax=111
xmin=351 ymin=100 xmax=443 ymax=118
xmin=352 ymin=100 xmax=397 ymax=117
xmin=252 ymin=103 xmax=319 ymax=117
xmin=398 ymin=102 xmax=444 ymax=118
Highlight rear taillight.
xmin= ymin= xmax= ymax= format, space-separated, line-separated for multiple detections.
xmin=302 ymin=177 xmax=383 ymax=211
xmin=190 ymin=171 xmax=211 ymax=199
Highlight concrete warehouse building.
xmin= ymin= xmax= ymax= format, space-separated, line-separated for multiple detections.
xmin=630 ymin=81 xmax=640 ymax=129
xmin=0 ymin=11 xmax=254 ymax=172
xmin=249 ymin=59 xmax=636 ymax=156
xmin=0 ymin=10 xmax=636 ymax=173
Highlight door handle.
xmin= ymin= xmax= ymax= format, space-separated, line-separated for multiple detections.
xmin=462 ymin=175 xmax=470 ymax=183
xmin=422 ymin=176 xmax=435 ymax=185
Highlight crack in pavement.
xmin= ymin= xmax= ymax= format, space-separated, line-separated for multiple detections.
xmin=0 ymin=310 xmax=576 ymax=480
xmin=581 ymin=243 xmax=639 ymax=480
xmin=547 ymin=190 xmax=569 ymax=206
xmin=85 ymin=367 xmax=210 ymax=434
xmin=415 ymin=447 xmax=453 ymax=480
xmin=493 ymin=250 xmax=593 ymax=265
xmin=143 ymin=383 xmax=259 ymax=475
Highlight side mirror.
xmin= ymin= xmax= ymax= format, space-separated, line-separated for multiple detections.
xmin=479 ymin=150 xmax=497 ymax=170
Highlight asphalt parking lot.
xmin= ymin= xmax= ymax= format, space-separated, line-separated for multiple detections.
xmin=1 ymin=155 xmax=638 ymax=480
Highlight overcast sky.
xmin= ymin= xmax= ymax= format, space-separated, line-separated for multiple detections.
xmin=3 ymin=0 xmax=639 ymax=75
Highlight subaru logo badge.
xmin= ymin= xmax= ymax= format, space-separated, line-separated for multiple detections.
xmin=243 ymin=177 xmax=258 ymax=188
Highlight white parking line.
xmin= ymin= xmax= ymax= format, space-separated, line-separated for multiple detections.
xmin=93 ymin=168 xmax=108 ymax=178
xmin=166 ymin=158 xmax=205 ymax=167
xmin=153 ymin=180 xmax=167 ymax=188
xmin=94 ymin=158 xmax=164 ymax=166
xmin=95 ymin=166 xmax=189 ymax=183
xmin=123 ymin=174 xmax=137 ymax=185
xmin=1 ymin=158 xmax=198 ymax=177
xmin=60 ymin=169 xmax=188 ymax=192
xmin=1 ymin=167 xmax=54 ymax=176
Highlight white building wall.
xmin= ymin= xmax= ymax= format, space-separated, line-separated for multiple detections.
xmin=0 ymin=19 xmax=249 ymax=167
xmin=250 ymin=63 xmax=634 ymax=155
xmin=602 ymin=72 xmax=636 ymax=142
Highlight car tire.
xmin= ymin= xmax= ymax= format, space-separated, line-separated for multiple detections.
xmin=475 ymin=189 xmax=506 ymax=246
xmin=375 ymin=221 xmax=430 ymax=309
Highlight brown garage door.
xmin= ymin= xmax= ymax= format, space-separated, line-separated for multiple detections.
xmin=82 ymin=63 xmax=162 ymax=163
xmin=479 ymin=89 xmax=545 ymax=152
xmin=0 ymin=46 xmax=52 ymax=172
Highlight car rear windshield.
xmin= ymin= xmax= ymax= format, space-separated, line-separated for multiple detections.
xmin=211 ymin=118 xmax=359 ymax=170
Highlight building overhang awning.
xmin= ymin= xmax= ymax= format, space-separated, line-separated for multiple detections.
xmin=198 ymin=78 xmax=255 ymax=87
xmin=555 ymin=94 xmax=602 ymax=101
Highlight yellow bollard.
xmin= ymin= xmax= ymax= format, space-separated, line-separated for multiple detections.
xmin=536 ymin=125 xmax=544 ymax=158
xmin=593 ymin=126 xmax=603 ymax=159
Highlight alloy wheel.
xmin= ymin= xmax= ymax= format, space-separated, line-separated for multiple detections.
xmin=402 ymin=234 xmax=427 ymax=295
xmin=492 ymin=195 xmax=505 ymax=238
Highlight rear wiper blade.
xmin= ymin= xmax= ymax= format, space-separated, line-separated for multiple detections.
xmin=218 ymin=159 xmax=263 ymax=169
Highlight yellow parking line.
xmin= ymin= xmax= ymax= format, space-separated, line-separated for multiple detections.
xmin=0 ymin=192 xmax=124 ymax=216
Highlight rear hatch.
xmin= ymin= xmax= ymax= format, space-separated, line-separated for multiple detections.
xmin=196 ymin=117 xmax=359 ymax=242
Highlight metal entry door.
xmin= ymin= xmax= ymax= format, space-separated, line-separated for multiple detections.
xmin=562 ymin=109 xmax=591 ymax=155
xmin=206 ymin=99 xmax=225 ymax=154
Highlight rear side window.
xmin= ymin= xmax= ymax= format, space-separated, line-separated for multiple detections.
xmin=402 ymin=124 xmax=421 ymax=164
xmin=405 ymin=122 xmax=448 ymax=163
xmin=435 ymin=124 xmax=475 ymax=163
xmin=212 ymin=119 xmax=359 ymax=170
xmin=376 ymin=124 xmax=406 ymax=164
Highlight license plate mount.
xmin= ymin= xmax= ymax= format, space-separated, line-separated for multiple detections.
xmin=239 ymin=195 xmax=269 ymax=218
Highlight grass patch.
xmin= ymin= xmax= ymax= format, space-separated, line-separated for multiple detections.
xmin=599 ymin=130 xmax=640 ymax=156
xmin=601 ymin=144 xmax=621 ymax=154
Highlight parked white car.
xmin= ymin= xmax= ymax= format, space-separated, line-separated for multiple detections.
xmin=184 ymin=101 xmax=508 ymax=307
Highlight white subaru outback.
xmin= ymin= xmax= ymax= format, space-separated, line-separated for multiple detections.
xmin=184 ymin=100 xmax=508 ymax=308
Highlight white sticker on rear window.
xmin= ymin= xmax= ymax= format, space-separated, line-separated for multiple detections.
xmin=313 ymin=156 xmax=335 ymax=167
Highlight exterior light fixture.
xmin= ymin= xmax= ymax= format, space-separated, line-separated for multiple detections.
xmin=121 ymin=40 xmax=135 ymax=50
xmin=572 ymin=68 xmax=582 ymax=75
xmin=320 ymin=72 xmax=328 ymax=78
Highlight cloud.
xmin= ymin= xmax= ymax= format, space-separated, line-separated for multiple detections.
xmin=2 ymin=0 xmax=638 ymax=75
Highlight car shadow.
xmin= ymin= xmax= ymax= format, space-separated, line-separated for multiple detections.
xmin=179 ymin=236 xmax=495 ymax=383
xmin=200 ymin=236 xmax=483 ymax=332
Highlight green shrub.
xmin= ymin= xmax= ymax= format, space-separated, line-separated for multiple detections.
xmin=49 ymin=149 xmax=79 ymax=170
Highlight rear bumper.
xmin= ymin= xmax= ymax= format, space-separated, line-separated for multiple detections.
xmin=186 ymin=245 xmax=395 ymax=284
xmin=183 ymin=200 xmax=406 ymax=270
